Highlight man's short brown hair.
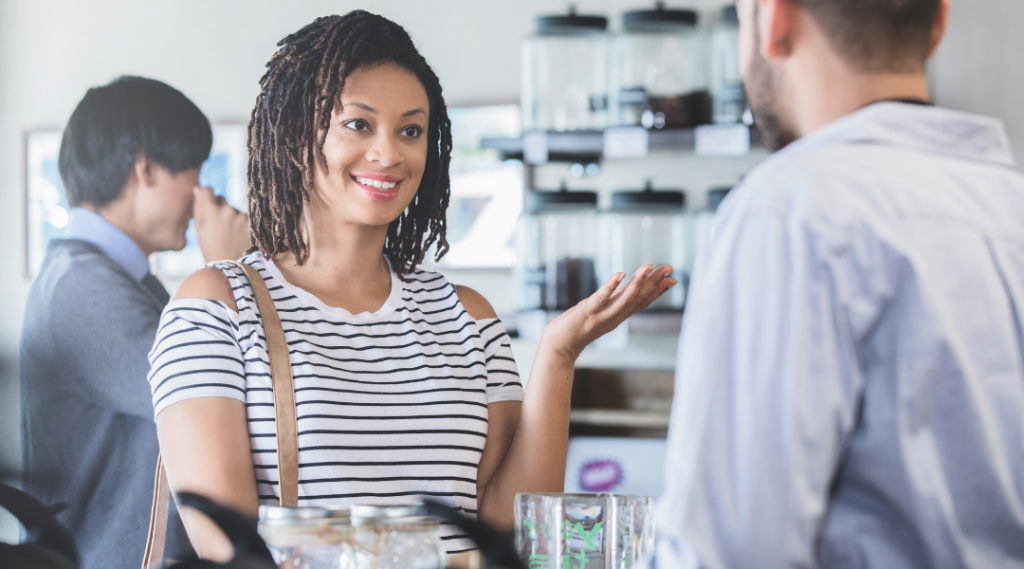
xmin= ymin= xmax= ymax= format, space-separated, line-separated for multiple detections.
xmin=795 ymin=0 xmax=942 ymax=72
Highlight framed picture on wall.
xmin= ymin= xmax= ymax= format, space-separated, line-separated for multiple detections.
xmin=24 ymin=129 xmax=67 ymax=278
xmin=426 ymin=104 xmax=523 ymax=269
xmin=23 ymin=123 xmax=249 ymax=280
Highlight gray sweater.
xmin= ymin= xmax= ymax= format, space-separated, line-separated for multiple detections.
xmin=20 ymin=239 xmax=189 ymax=569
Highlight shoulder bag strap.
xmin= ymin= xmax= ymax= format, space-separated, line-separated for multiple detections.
xmin=142 ymin=261 xmax=299 ymax=569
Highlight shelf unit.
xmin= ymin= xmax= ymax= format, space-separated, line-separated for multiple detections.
xmin=569 ymin=409 xmax=672 ymax=429
xmin=481 ymin=125 xmax=761 ymax=163
xmin=510 ymin=333 xmax=679 ymax=384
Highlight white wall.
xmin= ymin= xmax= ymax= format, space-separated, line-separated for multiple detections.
xmin=1 ymin=0 xmax=1021 ymax=543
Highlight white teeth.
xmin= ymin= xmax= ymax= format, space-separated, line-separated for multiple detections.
xmin=356 ymin=177 xmax=398 ymax=190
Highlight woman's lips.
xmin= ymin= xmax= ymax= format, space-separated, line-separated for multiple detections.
xmin=352 ymin=175 xmax=401 ymax=201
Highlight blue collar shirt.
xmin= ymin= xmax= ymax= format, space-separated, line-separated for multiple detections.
xmin=65 ymin=208 xmax=150 ymax=281
xmin=649 ymin=103 xmax=1024 ymax=568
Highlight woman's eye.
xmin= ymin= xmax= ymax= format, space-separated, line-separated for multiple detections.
xmin=402 ymin=126 xmax=423 ymax=138
xmin=344 ymin=119 xmax=370 ymax=132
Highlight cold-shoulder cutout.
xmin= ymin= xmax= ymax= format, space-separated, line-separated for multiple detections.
xmin=455 ymin=285 xmax=498 ymax=320
xmin=173 ymin=267 xmax=238 ymax=312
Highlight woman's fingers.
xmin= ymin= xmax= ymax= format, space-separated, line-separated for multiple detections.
xmin=635 ymin=265 xmax=674 ymax=305
xmin=592 ymin=272 xmax=626 ymax=306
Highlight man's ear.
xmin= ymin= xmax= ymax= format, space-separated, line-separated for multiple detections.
xmin=759 ymin=0 xmax=798 ymax=60
xmin=927 ymin=0 xmax=950 ymax=58
xmin=133 ymin=153 xmax=157 ymax=189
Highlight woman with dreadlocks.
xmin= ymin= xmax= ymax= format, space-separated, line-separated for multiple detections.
xmin=148 ymin=11 xmax=675 ymax=561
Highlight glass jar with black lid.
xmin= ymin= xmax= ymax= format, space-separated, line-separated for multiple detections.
xmin=521 ymin=7 xmax=610 ymax=132
xmin=257 ymin=505 xmax=356 ymax=569
xmin=611 ymin=2 xmax=711 ymax=129
xmin=350 ymin=504 xmax=444 ymax=569
xmin=598 ymin=181 xmax=688 ymax=311
xmin=515 ymin=185 xmax=600 ymax=316
xmin=710 ymin=5 xmax=747 ymax=124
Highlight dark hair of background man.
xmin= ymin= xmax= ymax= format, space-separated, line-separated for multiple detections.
xmin=794 ymin=0 xmax=942 ymax=72
xmin=58 ymin=75 xmax=213 ymax=209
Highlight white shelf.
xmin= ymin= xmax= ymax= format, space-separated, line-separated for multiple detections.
xmin=570 ymin=409 xmax=672 ymax=429
xmin=510 ymin=333 xmax=678 ymax=383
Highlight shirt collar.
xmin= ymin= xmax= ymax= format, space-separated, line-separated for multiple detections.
xmin=782 ymin=102 xmax=1016 ymax=167
xmin=66 ymin=208 xmax=151 ymax=281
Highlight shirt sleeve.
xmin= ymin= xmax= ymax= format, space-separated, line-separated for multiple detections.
xmin=147 ymin=298 xmax=247 ymax=416
xmin=648 ymin=205 xmax=865 ymax=569
xmin=477 ymin=318 xmax=524 ymax=404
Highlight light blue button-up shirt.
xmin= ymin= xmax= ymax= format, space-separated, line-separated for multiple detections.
xmin=66 ymin=208 xmax=150 ymax=281
xmin=649 ymin=103 xmax=1024 ymax=568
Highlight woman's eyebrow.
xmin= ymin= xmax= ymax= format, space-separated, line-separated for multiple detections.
xmin=341 ymin=103 xmax=425 ymax=119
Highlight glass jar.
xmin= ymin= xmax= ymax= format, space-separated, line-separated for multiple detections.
xmin=257 ymin=506 xmax=356 ymax=569
xmin=515 ymin=493 xmax=654 ymax=569
xmin=350 ymin=505 xmax=445 ymax=569
xmin=521 ymin=8 xmax=609 ymax=132
xmin=515 ymin=187 xmax=600 ymax=315
xmin=710 ymin=5 xmax=746 ymax=124
xmin=612 ymin=2 xmax=711 ymax=129
xmin=598 ymin=183 xmax=688 ymax=311
xmin=688 ymin=187 xmax=732 ymax=277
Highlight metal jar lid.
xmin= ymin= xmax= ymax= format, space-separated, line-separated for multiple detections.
xmin=610 ymin=181 xmax=685 ymax=211
xmin=721 ymin=5 xmax=738 ymax=26
xmin=623 ymin=2 xmax=698 ymax=32
xmin=525 ymin=184 xmax=599 ymax=213
xmin=707 ymin=187 xmax=733 ymax=211
xmin=350 ymin=504 xmax=438 ymax=527
xmin=537 ymin=6 xmax=608 ymax=35
xmin=258 ymin=505 xmax=351 ymax=526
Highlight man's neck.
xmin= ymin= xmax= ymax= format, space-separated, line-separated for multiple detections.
xmin=79 ymin=198 xmax=155 ymax=257
xmin=787 ymin=41 xmax=931 ymax=138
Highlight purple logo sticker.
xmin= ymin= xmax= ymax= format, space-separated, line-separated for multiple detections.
xmin=579 ymin=459 xmax=623 ymax=492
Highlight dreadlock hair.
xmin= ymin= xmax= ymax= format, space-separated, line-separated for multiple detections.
xmin=247 ymin=11 xmax=452 ymax=276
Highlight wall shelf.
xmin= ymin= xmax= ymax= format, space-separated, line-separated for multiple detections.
xmin=481 ymin=125 xmax=760 ymax=163
xmin=569 ymin=409 xmax=672 ymax=429
xmin=510 ymin=333 xmax=679 ymax=382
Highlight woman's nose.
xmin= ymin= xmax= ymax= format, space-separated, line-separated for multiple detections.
xmin=365 ymin=134 xmax=403 ymax=167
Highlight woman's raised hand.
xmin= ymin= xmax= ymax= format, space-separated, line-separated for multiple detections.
xmin=541 ymin=264 xmax=678 ymax=361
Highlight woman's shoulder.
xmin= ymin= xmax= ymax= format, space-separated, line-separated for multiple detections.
xmin=403 ymin=266 xmax=497 ymax=321
xmin=172 ymin=252 xmax=264 ymax=312
xmin=452 ymin=285 xmax=498 ymax=321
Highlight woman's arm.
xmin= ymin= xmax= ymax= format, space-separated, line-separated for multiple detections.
xmin=458 ymin=265 xmax=677 ymax=530
xmin=155 ymin=268 xmax=258 ymax=562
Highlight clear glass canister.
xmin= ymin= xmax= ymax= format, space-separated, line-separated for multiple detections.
xmin=521 ymin=8 xmax=609 ymax=132
xmin=257 ymin=505 xmax=356 ymax=569
xmin=710 ymin=5 xmax=746 ymax=124
xmin=350 ymin=504 xmax=444 ymax=569
xmin=515 ymin=493 xmax=654 ymax=569
xmin=688 ymin=187 xmax=733 ymax=277
xmin=516 ymin=188 xmax=600 ymax=315
xmin=612 ymin=2 xmax=711 ymax=129
xmin=599 ymin=184 xmax=687 ymax=311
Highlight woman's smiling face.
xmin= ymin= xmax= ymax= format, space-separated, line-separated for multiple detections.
xmin=311 ymin=64 xmax=430 ymax=228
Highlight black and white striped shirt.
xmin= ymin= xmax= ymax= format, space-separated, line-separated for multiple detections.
xmin=148 ymin=252 xmax=523 ymax=553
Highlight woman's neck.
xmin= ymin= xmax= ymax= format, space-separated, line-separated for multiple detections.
xmin=272 ymin=207 xmax=394 ymax=314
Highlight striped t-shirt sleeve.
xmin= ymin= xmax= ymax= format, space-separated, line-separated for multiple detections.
xmin=478 ymin=318 xmax=524 ymax=403
xmin=148 ymin=299 xmax=246 ymax=416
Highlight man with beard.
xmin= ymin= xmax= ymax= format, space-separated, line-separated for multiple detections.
xmin=649 ymin=0 xmax=1024 ymax=567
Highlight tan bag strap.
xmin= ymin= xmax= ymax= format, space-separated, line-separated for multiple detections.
xmin=141 ymin=455 xmax=170 ymax=568
xmin=142 ymin=261 xmax=299 ymax=569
